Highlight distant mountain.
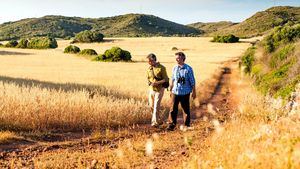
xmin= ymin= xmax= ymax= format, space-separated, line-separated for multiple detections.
xmin=187 ymin=21 xmax=236 ymax=34
xmin=210 ymin=6 xmax=300 ymax=37
xmin=0 ymin=14 xmax=202 ymax=40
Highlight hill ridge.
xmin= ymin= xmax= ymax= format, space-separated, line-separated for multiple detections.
xmin=0 ymin=13 xmax=201 ymax=40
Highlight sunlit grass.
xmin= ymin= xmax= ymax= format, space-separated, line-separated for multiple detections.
xmin=0 ymin=131 xmax=23 ymax=144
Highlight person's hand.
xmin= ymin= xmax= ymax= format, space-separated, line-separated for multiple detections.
xmin=192 ymin=92 xmax=196 ymax=100
xmin=151 ymin=81 xmax=158 ymax=87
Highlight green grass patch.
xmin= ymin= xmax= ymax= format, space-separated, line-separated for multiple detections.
xmin=274 ymin=75 xmax=300 ymax=99
xmin=241 ymin=47 xmax=256 ymax=74
xmin=270 ymin=44 xmax=295 ymax=68
xmin=256 ymin=63 xmax=292 ymax=95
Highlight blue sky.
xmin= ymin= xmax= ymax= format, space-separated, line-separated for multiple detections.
xmin=0 ymin=0 xmax=299 ymax=24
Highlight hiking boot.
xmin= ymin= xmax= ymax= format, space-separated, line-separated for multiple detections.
xmin=166 ymin=123 xmax=176 ymax=131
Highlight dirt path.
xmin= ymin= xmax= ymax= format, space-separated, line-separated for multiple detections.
xmin=0 ymin=61 xmax=239 ymax=168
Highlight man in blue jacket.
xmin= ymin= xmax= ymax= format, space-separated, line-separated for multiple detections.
xmin=167 ymin=52 xmax=196 ymax=130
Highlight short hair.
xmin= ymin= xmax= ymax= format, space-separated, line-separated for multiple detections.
xmin=147 ymin=53 xmax=157 ymax=61
xmin=175 ymin=52 xmax=186 ymax=61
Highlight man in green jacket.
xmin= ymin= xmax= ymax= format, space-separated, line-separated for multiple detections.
xmin=146 ymin=53 xmax=169 ymax=127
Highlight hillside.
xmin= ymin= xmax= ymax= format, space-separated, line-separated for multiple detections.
xmin=0 ymin=14 xmax=201 ymax=40
xmin=187 ymin=21 xmax=236 ymax=34
xmin=213 ymin=6 xmax=300 ymax=37
xmin=241 ymin=24 xmax=300 ymax=99
xmin=187 ymin=6 xmax=300 ymax=38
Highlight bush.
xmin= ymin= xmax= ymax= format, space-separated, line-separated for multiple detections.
xmin=92 ymin=54 xmax=106 ymax=61
xmin=5 ymin=40 xmax=18 ymax=47
xmin=0 ymin=43 xmax=3 ymax=47
xmin=172 ymin=47 xmax=178 ymax=51
xmin=269 ymin=44 xmax=295 ymax=68
xmin=73 ymin=30 xmax=104 ymax=43
xmin=64 ymin=45 xmax=80 ymax=54
xmin=241 ymin=47 xmax=256 ymax=74
xmin=263 ymin=24 xmax=300 ymax=53
xmin=27 ymin=37 xmax=58 ymax=49
xmin=79 ymin=49 xmax=98 ymax=56
xmin=274 ymin=75 xmax=300 ymax=99
xmin=212 ymin=34 xmax=239 ymax=43
xmin=16 ymin=38 xmax=29 ymax=48
xmin=256 ymin=63 xmax=292 ymax=95
xmin=93 ymin=47 xmax=132 ymax=62
xmin=251 ymin=64 xmax=263 ymax=79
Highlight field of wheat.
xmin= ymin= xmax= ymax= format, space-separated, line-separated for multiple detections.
xmin=0 ymin=37 xmax=251 ymax=131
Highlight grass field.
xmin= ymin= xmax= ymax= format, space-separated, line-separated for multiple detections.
xmin=0 ymin=37 xmax=250 ymax=131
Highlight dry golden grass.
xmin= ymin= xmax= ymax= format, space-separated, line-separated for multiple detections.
xmin=3 ymin=62 xmax=299 ymax=169
xmin=0 ymin=37 xmax=250 ymax=97
xmin=183 ymin=67 xmax=300 ymax=169
xmin=0 ymin=37 xmax=250 ymax=131
xmin=0 ymin=131 xmax=23 ymax=144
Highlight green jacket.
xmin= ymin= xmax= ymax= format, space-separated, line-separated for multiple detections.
xmin=147 ymin=62 xmax=169 ymax=92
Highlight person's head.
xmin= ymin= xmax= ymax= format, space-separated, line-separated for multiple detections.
xmin=147 ymin=53 xmax=157 ymax=66
xmin=175 ymin=52 xmax=185 ymax=65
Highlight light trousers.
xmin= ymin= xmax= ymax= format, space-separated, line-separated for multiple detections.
xmin=148 ymin=88 xmax=165 ymax=124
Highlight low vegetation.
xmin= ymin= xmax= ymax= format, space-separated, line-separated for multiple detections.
xmin=263 ymin=24 xmax=300 ymax=53
xmin=64 ymin=45 xmax=81 ymax=54
xmin=5 ymin=40 xmax=18 ymax=47
xmin=241 ymin=24 xmax=300 ymax=100
xmin=3 ymin=37 xmax=58 ymax=49
xmin=27 ymin=37 xmax=58 ymax=49
xmin=79 ymin=49 xmax=98 ymax=56
xmin=16 ymin=38 xmax=29 ymax=48
xmin=241 ymin=47 xmax=256 ymax=74
xmin=211 ymin=34 xmax=239 ymax=43
xmin=72 ymin=30 xmax=104 ymax=43
xmin=93 ymin=47 xmax=132 ymax=62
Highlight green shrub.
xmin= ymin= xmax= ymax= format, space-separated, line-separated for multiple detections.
xmin=212 ymin=34 xmax=239 ymax=43
xmin=64 ymin=45 xmax=80 ymax=54
xmin=16 ymin=38 xmax=29 ymax=48
xmin=0 ymin=43 xmax=3 ymax=47
xmin=241 ymin=47 xmax=256 ymax=74
xmin=263 ymin=24 xmax=300 ymax=53
xmin=251 ymin=64 xmax=263 ymax=78
xmin=93 ymin=47 xmax=132 ymax=62
xmin=5 ymin=40 xmax=18 ymax=47
xmin=274 ymin=75 xmax=300 ymax=99
xmin=73 ymin=30 xmax=104 ymax=43
xmin=27 ymin=37 xmax=58 ymax=49
xmin=256 ymin=63 xmax=292 ymax=95
xmin=172 ymin=47 xmax=178 ymax=51
xmin=92 ymin=54 xmax=106 ymax=61
xmin=269 ymin=44 xmax=295 ymax=68
xmin=79 ymin=49 xmax=98 ymax=56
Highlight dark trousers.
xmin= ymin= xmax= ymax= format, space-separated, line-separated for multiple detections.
xmin=170 ymin=93 xmax=191 ymax=127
